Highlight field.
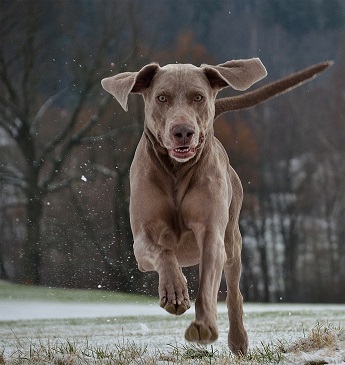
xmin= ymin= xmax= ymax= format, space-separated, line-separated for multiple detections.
xmin=0 ymin=280 xmax=344 ymax=364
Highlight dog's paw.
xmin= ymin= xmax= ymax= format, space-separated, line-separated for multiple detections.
xmin=160 ymin=296 xmax=190 ymax=315
xmin=184 ymin=321 xmax=218 ymax=344
xmin=228 ymin=328 xmax=248 ymax=356
xmin=159 ymin=273 xmax=190 ymax=315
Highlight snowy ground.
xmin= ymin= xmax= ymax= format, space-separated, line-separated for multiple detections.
xmin=0 ymin=282 xmax=344 ymax=364
xmin=1 ymin=300 xmax=345 ymax=363
xmin=4 ymin=298 xmax=344 ymax=321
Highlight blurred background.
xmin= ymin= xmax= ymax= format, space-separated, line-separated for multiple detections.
xmin=0 ymin=0 xmax=344 ymax=303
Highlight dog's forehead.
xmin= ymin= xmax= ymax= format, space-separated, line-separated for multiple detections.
xmin=161 ymin=63 xmax=198 ymax=72
xmin=153 ymin=63 xmax=208 ymax=90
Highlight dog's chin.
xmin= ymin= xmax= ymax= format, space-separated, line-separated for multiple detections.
xmin=168 ymin=146 xmax=196 ymax=163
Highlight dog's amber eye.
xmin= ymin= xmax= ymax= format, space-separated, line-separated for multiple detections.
xmin=157 ymin=95 xmax=167 ymax=102
xmin=194 ymin=94 xmax=203 ymax=102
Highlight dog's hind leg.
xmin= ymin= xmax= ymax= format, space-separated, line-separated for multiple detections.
xmin=224 ymin=170 xmax=248 ymax=356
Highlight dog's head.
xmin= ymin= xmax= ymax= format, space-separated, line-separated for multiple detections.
xmin=101 ymin=59 xmax=266 ymax=163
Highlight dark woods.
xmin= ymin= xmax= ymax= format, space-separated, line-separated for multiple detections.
xmin=0 ymin=0 xmax=344 ymax=303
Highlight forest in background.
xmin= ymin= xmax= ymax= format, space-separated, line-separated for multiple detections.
xmin=1 ymin=0 xmax=345 ymax=303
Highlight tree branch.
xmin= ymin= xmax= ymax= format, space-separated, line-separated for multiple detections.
xmin=31 ymin=88 xmax=68 ymax=134
xmin=40 ymin=94 xmax=111 ymax=190
xmin=46 ymin=178 xmax=73 ymax=194
xmin=0 ymin=49 xmax=19 ymax=105
xmin=93 ymin=164 xmax=118 ymax=179
xmin=0 ymin=166 xmax=27 ymax=189
xmin=39 ymin=83 xmax=93 ymax=163
xmin=79 ymin=124 xmax=142 ymax=145
xmin=70 ymin=94 xmax=112 ymax=144
xmin=0 ymin=116 xmax=18 ymax=139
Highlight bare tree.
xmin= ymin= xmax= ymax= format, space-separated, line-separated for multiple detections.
xmin=0 ymin=0 xmax=140 ymax=285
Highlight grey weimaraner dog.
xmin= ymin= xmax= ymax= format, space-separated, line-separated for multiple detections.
xmin=101 ymin=59 xmax=332 ymax=355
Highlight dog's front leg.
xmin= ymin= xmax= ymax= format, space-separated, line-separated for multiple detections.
xmin=184 ymin=226 xmax=225 ymax=344
xmin=133 ymin=232 xmax=191 ymax=315
xmin=156 ymin=248 xmax=191 ymax=315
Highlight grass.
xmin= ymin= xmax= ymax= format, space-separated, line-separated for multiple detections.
xmin=287 ymin=322 xmax=344 ymax=353
xmin=2 ymin=324 xmax=344 ymax=364
xmin=0 ymin=280 xmax=153 ymax=304
xmin=2 ymin=337 xmax=149 ymax=365
xmin=245 ymin=341 xmax=286 ymax=364
xmin=0 ymin=335 xmax=288 ymax=364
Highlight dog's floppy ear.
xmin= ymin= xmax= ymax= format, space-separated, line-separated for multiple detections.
xmin=101 ymin=63 xmax=160 ymax=111
xmin=202 ymin=58 xmax=267 ymax=91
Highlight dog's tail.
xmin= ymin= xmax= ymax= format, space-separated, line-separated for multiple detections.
xmin=214 ymin=61 xmax=333 ymax=119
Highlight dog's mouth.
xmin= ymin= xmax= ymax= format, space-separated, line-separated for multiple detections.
xmin=169 ymin=146 xmax=196 ymax=161
xmin=157 ymin=134 xmax=204 ymax=162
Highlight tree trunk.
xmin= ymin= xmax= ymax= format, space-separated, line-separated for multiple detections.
xmin=282 ymin=220 xmax=299 ymax=302
xmin=0 ymin=250 xmax=8 ymax=280
xmin=21 ymin=189 xmax=43 ymax=285
xmin=112 ymin=170 xmax=140 ymax=293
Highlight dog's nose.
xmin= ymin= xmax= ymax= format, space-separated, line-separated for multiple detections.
xmin=172 ymin=125 xmax=195 ymax=145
